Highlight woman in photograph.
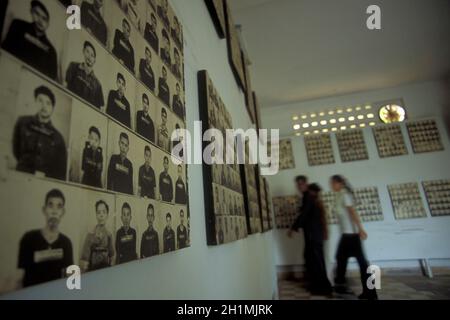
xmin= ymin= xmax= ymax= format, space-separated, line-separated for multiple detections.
xmin=330 ymin=175 xmax=378 ymax=300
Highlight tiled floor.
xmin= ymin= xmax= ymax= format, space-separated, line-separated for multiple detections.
xmin=278 ymin=275 xmax=450 ymax=300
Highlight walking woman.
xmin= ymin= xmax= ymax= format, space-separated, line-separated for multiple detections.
xmin=330 ymin=175 xmax=378 ymax=300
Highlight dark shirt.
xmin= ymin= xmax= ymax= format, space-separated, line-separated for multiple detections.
xmin=160 ymin=47 xmax=171 ymax=66
xmin=13 ymin=115 xmax=67 ymax=181
xmin=172 ymin=63 xmax=182 ymax=80
xmin=80 ymin=1 xmax=107 ymax=46
xmin=158 ymin=78 xmax=170 ymax=106
xmin=177 ymin=225 xmax=188 ymax=249
xmin=107 ymin=154 xmax=133 ymax=195
xmin=136 ymin=110 xmax=155 ymax=143
xmin=66 ymin=62 xmax=104 ymax=108
xmin=172 ymin=94 xmax=184 ymax=119
xmin=138 ymin=164 xmax=156 ymax=199
xmin=291 ymin=191 xmax=325 ymax=243
xmin=115 ymin=226 xmax=137 ymax=264
xmin=144 ymin=23 xmax=159 ymax=53
xmin=171 ymin=28 xmax=182 ymax=51
xmin=106 ymin=90 xmax=131 ymax=128
xmin=140 ymin=227 xmax=159 ymax=258
xmin=139 ymin=59 xmax=155 ymax=91
xmin=18 ymin=230 xmax=73 ymax=288
xmin=112 ymin=30 xmax=135 ymax=73
xmin=2 ymin=20 xmax=58 ymax=80
xmin=163 ymin=227 xmax=175 ymax=253
xmin=175 ymin=178 xmax=186 ymax=204
xmin=157 ymin=6 xmax=170 ymax=28
xmin=159 ymin=171 xmax=173 ymax=202
xmin=81 ymin=142 xmax=103 ymax=188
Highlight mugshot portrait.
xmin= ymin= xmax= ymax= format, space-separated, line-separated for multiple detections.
xmin=0 ymin=175 xmax=82 ymax=294
xmin=107 ymin=121 xmax=140 ymax=196
xmin=115 ymin=195 xmax=140 ymax=264
xmin=78 ymin=0 xmax=109 ymax=47
xmin=105 ymin=61 xmax=136 ymax=130
xmin=159 ymin=202 xmax=179 ymax=253
xmin=139 ymin=199 xmax=161 ymax=258
xmin=135 ymin=78 xmax=157 ymax=143
xmin=61 ymin=29 xmax=109 ymax=111
xmin=144 ymin=3 xmax=160 ymax=54
xmin=2 ymin=65 xmax=72 ymax=181
xmin=1 ymin=0 xmax=68 ymax=82
xmin=68 ymin=100 xmax=108 ymax=189
xmin=79 ymin=191 xmax=116 ymax=273
xmin=133 ymin=133 xmax=158 ymax=199
xmin=117 ymin=0 xmax=146 ymax=33
xmin=137 ymin=39 xmax=160 ymax=94
xmin=106 ymin=2 xmax=138 ymax=75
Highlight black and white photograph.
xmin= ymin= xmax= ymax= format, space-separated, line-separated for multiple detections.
xmin=79 ymin=191 xmax=116 ymax=272
xmin=159 ymin=202 xmax=177 ymax=253
xmin=156 ymin=104 xmax=171 ymax=153
xmin=79 ymin=0 xmax=109 ymax=47
xmin=0 ymin=175 xmax=82 ymax=294
xmin=68 ymin=100 xmax=108 ymax=189
xmin=105 ymin=61 xmax=136 ymax=129
xmin=117 ymin=0 xmax=146 ymax=33
xmin=388 ymin=183 xmax=428 ymax=220
xmin=139 ymin=199 xmax=161 ymax=258
xmin=135 ymin=139 xmax=158 ymax=200
xmin=5 ymin=66 xmax=71 ymax=181
xmin=143 ymin=2 xmax=160 ymax=54
xmin=137 ymin=41 xmax=159 ymax=94
xmin=106 ymin=121 xmax=137 ymax=195
xmin=1 ymin=0 xmax=67 ymax=82
xmin=135 ymin=81 xmax=157 ymax=143
xmin=114 ymin=195 xmax=140 ymax=264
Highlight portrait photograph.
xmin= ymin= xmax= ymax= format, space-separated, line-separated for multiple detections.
xmin=79 ymin=190 xmax=116 ymax=273
xmin=1 ymin=0 xmax=68 ymax=82
xmin=143 ymin=0 xmax=161 ymax=55
xmin=134 ymin=80 xmax=157 ymax=144
xmin=3 ymin=65 xmax=72 ymax=182
xmin=116 ymin=0 xmax=147 ymax=33
xmin=138 ymin=198 xmax=162 ymax=258
xmin=137 ymin=35 xmax=160 ymax=95
xmin=77 ymin=0 xmax=109 ymax=48
xmin=133 ymin=133 xmax=158 ymax=200
xmin=61 ymin=29 xmax=110 ymax=111
xmin=0 ymin=174 xmax=83 ymax=294
xmin=68 ymin=100 xmax=109 ymax=189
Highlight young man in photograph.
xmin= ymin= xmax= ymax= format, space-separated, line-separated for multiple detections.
xmin=157 ymin=107 xmax=170 ymax=152
xmin=171 ymin=16 xmax=182 ymax=50
xmin=107 ymin=132 xmax=134 ymax=195
xmin=144 ymin=12 xmax=159 ymax=53
xmin=160 ymin=28 xmax=171 ymax=67
xmin=158 ymin=65 xmax=170 ymax=106
xmin=157 ymin=0 xmax=170 ymax=28
xmin=175 ymin=164 xmax=186 ymax=205
xmin=112 ymin=18 xmax=135 ymax=73
xmin=121 ymin=0 xmax=141 ymax=31
xmin=159 ymin=156 xmax=173 ymax=203
xmin=172 ymin=82 xmax=185 ymax=119
xmin=106 ymin=72 xmax=131 ymax=128
xmin=140 ymin=203 xmax=159 ymax=258
xmin=163 ymin=212 xmax=175 ymax=253
xmin=80 ymin=200 xmax=114 ymax=271
xmin=172 ymin=48 xmax=182 ymax=80
xmin=65 ymin=41 xmax=104 ymax=109
xmin=138 ymin=146 xmax=156 ymax=199
xmin=176 ymin=209 xmax=188 ymax=249
xmin=81 ymin=126 xmax=104 ymax=188
xmin=2 ymin=0 xmax=58 ymax=80
xmin=139 ymin=47 xmax=155 ymax=92
xmin=80 ymin=0 xmax=107 ymax=46
xmin=18 ymin=189 xmax=73 ymax=288
xmin=136 ymin=93 xmax=155 ymax=143
xmin=115 ymin=202 xmax=137 ymax=264
xmin=13 ymin=85 xmax=67 ymax=181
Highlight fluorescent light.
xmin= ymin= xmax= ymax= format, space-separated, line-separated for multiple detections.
xmin=301 ymin=115 xmax=307 ymax=119
xmin=350 ymin=124 xmax=357 ymax=129
xmin=355 ymin=106 xmax=362 ymax=111
xmin=367 ymin=113 xmax=375 ymax=119
xmin=322 ymin=128 xmax=329 ymax=133
xmin=328 ymin=110 xmax=335 ymax=115
xmin=314 ymin=130 xmax=320 ymax=134
xmin=360 ymin=123 xmax=366 ymax=128
xmin=357 ymin=115 xmax=365 ymax=120
xmin=365 ymin=105 xmax=372 ymax=110
xmin=337 ymin=109 xmax=343 ymax=114
xmin=292 ymin=116 xmax=299 ymax=121
xmin=302 ymin=123 xmax=310 ymax=128
xmin=293 ymin=124 xmax=301 ymax=130
xmin=346 ymin=107 xmax=353 ymax=112
xmin=369 ymin=122 xmax=376 ymax=126
xmin=330 ymin=119 xmax=337 ymax=124
xmin=304 ymin=131 xmax=310 ymax=135
xmin=310 ymin=113 xmax=317 ymax=118
xmin=320 ymin=120 xmax=327 ymax=125
xmin=348 ymin=116 xmax=355 ymax=121
xmin=331 ymin=127 xmax=338 ymax=132
xmin=319 ymin=112 xmax=325 ymax=116
xmin=340 ymin=126 xmax=347 ymax=130
xmin=311 ymin=121 xmax=319 ymax=127
xmin=338 ymin=117 xmax=346 ymax=123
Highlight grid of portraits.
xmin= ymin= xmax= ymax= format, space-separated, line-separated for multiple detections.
xmin=241 ymin=161 xmax=262 ymax=234
xmin=373 ymin=124 xmax=408 ymax=158
xmin=322 ymin=192 xmax=338 ymax=225
xmin=422 ymin=180 xmax=450 ymax=217
xmin=388 ymin=183 xmax=427 ymax=220
xmin=336 ymin=129 xmax=369 ymax=163
xmin=278 ymin=138 xmax=295 ymax=170
xmin=258 ymin=174 xmax=270 ymax=232
xmin=199 ymin=70 xmax=248 ymax=245
xmin=264 ymin=179 xmax=274 ymax=230
xmin=353 ymin=187 xmax=383 ymax=222
xmin=0 ymin=0 xmax=189 ymax=294
xmin=273 ymin=196 xmax=299 ymax=229
xmin=304 ymin=134 xmax=335 ymax=166
xmin=406 ymin=120 xmax=444 ymax=154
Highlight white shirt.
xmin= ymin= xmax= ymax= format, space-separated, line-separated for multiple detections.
xmin=333 ymin=191 xmax=358 ymax=234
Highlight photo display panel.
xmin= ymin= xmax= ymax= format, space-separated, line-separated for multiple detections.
xmin=264 ymin=178 xmax=274 ymax=230
xmin=242 ymin=50 xmax=255 ymax=124
xmin=388 ymin=183 xmax=427 ymax=220
xmin=353 ymin=187 xmax=383 ymax=222
xmin=422 ymin=179 xmax=450 ymax=217
xmin=336 ymin=129 xmax=369 ymax=163
xmin=257 ymin=170 xmax=270 ymax=232
xmin=373 ymin=124 xmax=408 ymax=158
xmin=406 ymin=119 xmax=444 ymax=154
xmin=278 ymin=138 xmax=295 ymax=170
xmin=273 ymin=196 xmax=299 ymax=229
xmin=0 ymin=0 xmax=188 ymax=295
xmin=304 ymin=134 xmax=335 ymax=166
xmin=198 ymin=70 xmax=248 ymax=245
xmin=204 ymin=0 xmax=226 ymax=39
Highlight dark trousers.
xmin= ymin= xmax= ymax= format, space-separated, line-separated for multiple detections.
xmin=304 ymin=233 xmax=332 ymax=294
xmin=335 ymin=234 xmax=376 ymax=296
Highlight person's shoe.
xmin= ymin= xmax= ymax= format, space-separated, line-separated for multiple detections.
xmin=358 ymin=291 xmax=378 ymax=300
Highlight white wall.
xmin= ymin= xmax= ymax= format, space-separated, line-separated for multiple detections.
xmin=263 ymin=80 xmax=450 ymax=268
xmin=2 ymin=0 xmax=277 ymax=300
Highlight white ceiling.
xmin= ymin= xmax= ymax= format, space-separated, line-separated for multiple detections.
xmin=228 ymin=0 xmax=450 ymax=108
